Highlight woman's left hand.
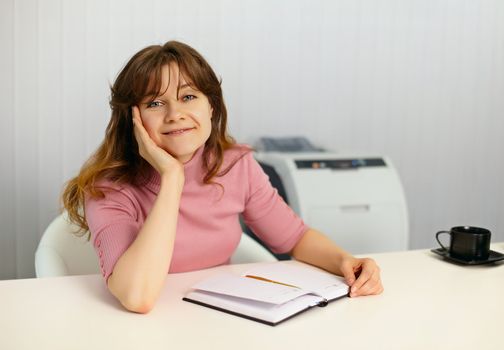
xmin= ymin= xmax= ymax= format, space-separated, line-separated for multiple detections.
xmin=339 ymin=256 xmax=383 ymax=297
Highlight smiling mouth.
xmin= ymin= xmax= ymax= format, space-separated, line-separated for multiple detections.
xmin=163 ymin=127 xmax=195 ymax=136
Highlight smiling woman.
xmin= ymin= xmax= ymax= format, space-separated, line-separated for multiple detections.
xmin=61 ymin=40 xmax=382 ymax=314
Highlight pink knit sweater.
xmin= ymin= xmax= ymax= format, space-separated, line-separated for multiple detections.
xmin=85 ymin=145 xmax=307 ymax=281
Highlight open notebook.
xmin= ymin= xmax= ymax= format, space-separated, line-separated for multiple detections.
xmin=183 ymin=262 xmax=349 ymax=326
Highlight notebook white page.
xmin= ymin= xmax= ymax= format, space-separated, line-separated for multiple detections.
xmin=192 ymin=273 xmax=311 ymax=305
xmin=243 ymin=263 xmax=349 ymax=299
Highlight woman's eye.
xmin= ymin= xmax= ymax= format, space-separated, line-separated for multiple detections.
xmin=182 ymin=95 xmax=196 ymax=102
xmin=147 ymin=101 xmax=163 ymax=108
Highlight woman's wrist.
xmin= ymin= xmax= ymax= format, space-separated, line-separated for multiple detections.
xmin=160 ymin=168 xmax=184 ymax=192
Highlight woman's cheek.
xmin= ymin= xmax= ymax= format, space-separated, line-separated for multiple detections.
xmin=142 ymin=122 xmax=159 ymax=143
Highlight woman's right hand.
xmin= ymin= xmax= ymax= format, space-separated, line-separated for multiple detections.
xmin=132 ymin=106 xmax=184 ymax=184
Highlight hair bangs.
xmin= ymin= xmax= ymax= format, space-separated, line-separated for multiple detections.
xmin=131 ymin=56 xmax=170 ymax=105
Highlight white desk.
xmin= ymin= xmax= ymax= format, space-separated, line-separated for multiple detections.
xmin=1 ymin=244 xmax=503 ymax=350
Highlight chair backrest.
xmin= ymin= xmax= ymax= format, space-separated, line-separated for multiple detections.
xmin=35 ymin=213 xmax=277 ymax=278
xmin=230 ymin=234 xmax=277 ymax=264
xmin=35 ymin=213 xmax=100 ymax=277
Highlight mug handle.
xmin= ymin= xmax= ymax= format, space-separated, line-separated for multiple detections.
xmin=435 ymin=230 xmax=451 ymax=251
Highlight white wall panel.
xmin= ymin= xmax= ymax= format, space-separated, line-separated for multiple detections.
xmin=61 ymin=0 xmax=87 ymax=181
xmin=1 ymin=0 xmax=503 ymax=279
xmin=38 ymin=0 xmax=63 ymax=244
xmin=85 ymin=0 xmax=111 ymax=154
xmin=14 ymin=0 xmax=39 ymax=278
xmin=0 ymin=0 xmax=16 ymax=280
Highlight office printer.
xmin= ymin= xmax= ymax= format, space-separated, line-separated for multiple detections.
xmin=253 ymin=140 xmax=409 ymax=255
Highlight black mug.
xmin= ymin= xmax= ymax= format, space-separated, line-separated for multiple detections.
xmin=436 ymin=226 xmax=491 ymax=261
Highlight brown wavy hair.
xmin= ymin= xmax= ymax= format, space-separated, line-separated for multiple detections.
xmin=62 ymin=41 xmax=241 ymax=234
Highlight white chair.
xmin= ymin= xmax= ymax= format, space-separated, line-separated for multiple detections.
xmin=35 ymin=213 xmax=277 ymax=278
xmin=229 ymin=234 xmax=277 ymax=264
xmin=35 ymin=213 xmax=100 ymax=277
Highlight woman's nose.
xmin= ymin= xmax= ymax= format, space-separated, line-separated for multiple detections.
xmin=163 ymin=104 xmax=184 ymax=122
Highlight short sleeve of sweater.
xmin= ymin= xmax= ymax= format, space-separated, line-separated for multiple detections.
xmin=241 ymin=153 xmax=308 ymax=254
xmin=84 ymin=185 xmax=141 ymax=282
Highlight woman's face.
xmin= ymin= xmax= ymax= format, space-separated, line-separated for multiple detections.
xmin=138 ymin=63 xmax=213 ymax=163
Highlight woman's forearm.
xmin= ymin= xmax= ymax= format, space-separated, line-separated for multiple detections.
xmin=290 ymin=228 xmax=353 ymax=276
xmin=291 ymin=228 xmax=384 ymax=297
xmin=107 ymin=173 xmax=183 ymax=313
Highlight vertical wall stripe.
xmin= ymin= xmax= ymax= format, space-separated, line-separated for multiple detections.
xmin=14 ymin=0 xmax=39 ymax=278
xmin=61 ymin=0 xmax=87 ymax=181
xmin=85 ymin=0 xmax=111 ymax=156
xmin=0 ymin=0 xmax=16 ymax=279
xmin=38 ymin=0 xmax=63 ymax=238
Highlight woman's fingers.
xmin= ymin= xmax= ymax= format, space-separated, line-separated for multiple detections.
xmin=130 ymin=106 xmax=183 ymax=178
xmin=339 ymin=257 xmax=358 ymax=286
xmin=132 ymin=106 xmax=152 ymax=148
xmin=351 ymin=266 xmax=383 ymax=297
xmin=348 ymin=258 xmax=383 ymax=297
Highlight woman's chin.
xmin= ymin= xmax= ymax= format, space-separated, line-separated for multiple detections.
xmin=166 ymin=149 xmax=197 ymax=163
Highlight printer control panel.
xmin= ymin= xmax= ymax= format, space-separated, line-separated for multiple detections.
xmin=295 ymin=158 xmax=386 ymax=170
